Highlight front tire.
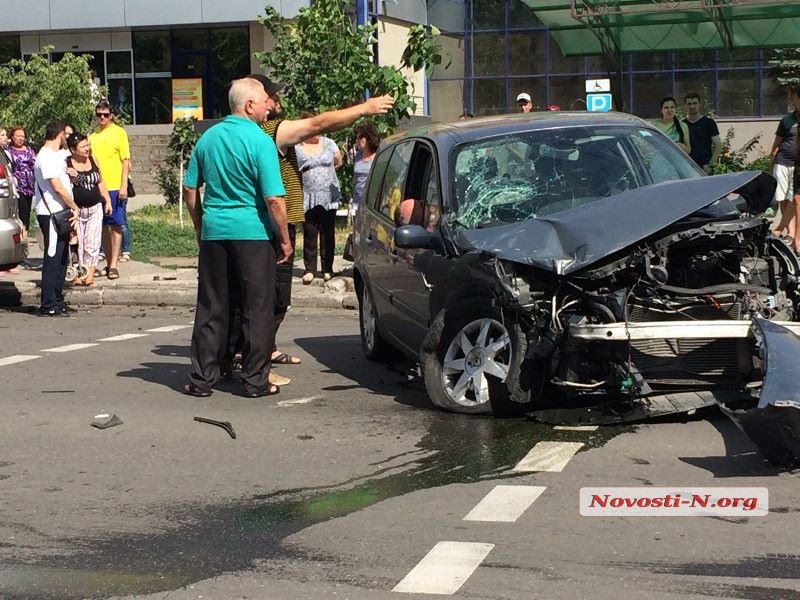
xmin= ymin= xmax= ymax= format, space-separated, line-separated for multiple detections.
xmin=422 ymin=305 xmax=526 ymax=415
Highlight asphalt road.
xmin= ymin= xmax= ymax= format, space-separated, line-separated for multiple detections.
xmin=0 ymin=306 xmax=798 ymax=600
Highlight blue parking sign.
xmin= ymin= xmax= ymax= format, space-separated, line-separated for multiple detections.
xmin=586 ymin=93 xmax=613 ymax=112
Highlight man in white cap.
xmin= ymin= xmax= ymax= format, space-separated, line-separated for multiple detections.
xmin=516 ymin=92 xmax=533 ymax=113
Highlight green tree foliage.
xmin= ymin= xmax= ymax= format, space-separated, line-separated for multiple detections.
xmin=254 ymin=0 xmax=443 ymax=132
xmin=769 ymin=48 xmax=800 ymax=90
xmin=0 ymin=49 xmax=98 ymax=145
xmin=254 ymin=0 xmax=444 ymax=201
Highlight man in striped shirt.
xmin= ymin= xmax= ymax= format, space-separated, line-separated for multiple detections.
xmin=231 ymin=75 xmax=393 ymax=384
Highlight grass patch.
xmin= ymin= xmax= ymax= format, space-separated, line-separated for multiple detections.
xmin=128 ymin=203 xmax=353 ymax=261
xmin=128 ymin=204 xmax=198 ymax=260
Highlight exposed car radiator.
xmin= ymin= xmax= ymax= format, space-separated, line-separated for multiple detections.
xmin=627 ymin=301 xmax=743 ymax=386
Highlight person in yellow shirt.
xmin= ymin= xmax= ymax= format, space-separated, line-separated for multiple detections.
xmin=88 ymin=100 xmax=130 ymax=279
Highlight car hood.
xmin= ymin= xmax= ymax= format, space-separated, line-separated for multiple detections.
xmin=454 ymin=172 xmax=759 ymax=275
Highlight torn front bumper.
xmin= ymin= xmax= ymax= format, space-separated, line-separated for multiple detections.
xmin=566 ymin=318 xmax=800 ymax=466
xmin=568 ymin=320 xmax=800 ymax=341
xmin=719 ymin=317 xmax=800 ymax=467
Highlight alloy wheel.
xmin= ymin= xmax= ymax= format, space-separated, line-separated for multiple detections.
xmin=361 ymin=287 xmax=377 ymax=352
xmin=441 ymin=318 xmax=511 ymax=408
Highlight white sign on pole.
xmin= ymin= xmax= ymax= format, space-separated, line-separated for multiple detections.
xmin=585 ymin=78 xmax=611 ymax=93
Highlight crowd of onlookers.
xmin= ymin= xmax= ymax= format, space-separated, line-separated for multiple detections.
xmin=1 ymin=100 xmax=131 ymax=314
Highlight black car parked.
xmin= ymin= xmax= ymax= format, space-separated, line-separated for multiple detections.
xmin=353 ymin=112 xmax=800 ymax=464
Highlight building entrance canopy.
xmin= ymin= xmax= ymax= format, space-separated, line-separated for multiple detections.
xmin=525 ymin=0 xmax=800 ymax=57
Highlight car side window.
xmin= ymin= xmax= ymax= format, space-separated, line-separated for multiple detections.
xmin=378 ymin=140 xmax=415 ymax=221
xmin=422 ymin=152 xmax=442 ymax=231
xmin=365 ymin=147 xmax=393 ymax=212
xmin=393 ymin=142 xmax=441 ymax=231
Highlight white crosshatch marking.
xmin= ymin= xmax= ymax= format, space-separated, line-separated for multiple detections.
xmin=97 ymin=333 xmax=150 ymax=342
xmin=513 ymin=441 xmax=584 ymax=472
xmin=393 ymin=541 xmax=494 ymax=595
xmin=0 ymin=355 xmax=40 ymax=367
xmin=146 ymin=325 xmax=193 ymax=332
xmin=464 ymin=485 xmax=546 ymax=522
xmin=41 ymin=343 xmax=99 ymax=353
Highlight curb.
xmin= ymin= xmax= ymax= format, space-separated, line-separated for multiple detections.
xmin=0 ymin=279 xmax=358 ymax=311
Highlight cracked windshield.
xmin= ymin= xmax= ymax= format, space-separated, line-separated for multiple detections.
xmin=451 ymin=125 xmax=702 ymax=229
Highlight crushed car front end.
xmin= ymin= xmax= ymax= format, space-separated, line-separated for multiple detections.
xmin=456 ymin=176 xmax=800 ymax=465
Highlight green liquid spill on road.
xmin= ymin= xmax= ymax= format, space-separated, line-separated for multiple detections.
xmin=1 ymin=416 xmax=628 ymax=600
xmin=238 ymin=415 xmax=627 ymax=530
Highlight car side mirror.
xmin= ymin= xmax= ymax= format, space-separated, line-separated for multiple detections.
xmin=394 ymin=225 xmax=443 ymax=252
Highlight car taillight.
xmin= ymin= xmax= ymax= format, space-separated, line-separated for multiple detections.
xmin=0 ymin=163 xmax=5 ymax=177
xmin=12 ymin=233 xmax=21 ymax=244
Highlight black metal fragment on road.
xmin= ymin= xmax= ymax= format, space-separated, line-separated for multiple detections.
xmin=194 ymin=416 xmax=236 ymax=439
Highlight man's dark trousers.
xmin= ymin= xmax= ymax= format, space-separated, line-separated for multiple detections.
xmin=226 ymin=224 xmax=295 ymax=359
xmin=273 ymin=223 xmax=296 ymax=338
xmin=37 ymin=215 xmax=69 ymax=312
xmin=190 ymin=239 xmax=277 ymax=394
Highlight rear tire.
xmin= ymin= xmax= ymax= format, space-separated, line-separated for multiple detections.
xmin=358 ymin=282 xmax=391 ymax=361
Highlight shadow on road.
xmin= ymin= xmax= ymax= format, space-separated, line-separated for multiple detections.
xmin=295 ymin=333 xmax=433 ymax=412
xmin=678 ymin=411 xmax=782 ymax=477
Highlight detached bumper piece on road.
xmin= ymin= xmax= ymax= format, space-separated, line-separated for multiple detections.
xmin=534 ymin=317 xmax=800 ymax=468
xmin=719 ymin=317 xmax=800 ymax=468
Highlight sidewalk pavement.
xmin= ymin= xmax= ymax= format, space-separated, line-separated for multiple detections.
xmin=0 ymin=241 xmax=357 ymax=311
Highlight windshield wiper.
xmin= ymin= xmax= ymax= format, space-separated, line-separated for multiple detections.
xmin=475 ymin=219 xmax=508 ymax=229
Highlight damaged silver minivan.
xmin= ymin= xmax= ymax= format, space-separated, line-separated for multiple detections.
xmin=354 ymin=111 xmax=800 ymax=466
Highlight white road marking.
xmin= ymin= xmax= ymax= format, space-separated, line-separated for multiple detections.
xmin=553 ymin=425 xmax=599 ymax=432
xmin=393 ymin=541 xmax=494 ymax=595
xmin=277 ymin=395 xmax=323 ymax=407
xmin=463 ymin=485 xmax=546 ymax=523
xmin=512 ymin=441 xmax=584 ymax=473
xmin=0 ymin=355 xmax=40 ymax=367
xmin=96 ymin=333 xmax=150 ymax=342
xmin=41 ymin=343 xmax=99 ymax=353
xmin=146 ymin=325 xmax=193 ymax=333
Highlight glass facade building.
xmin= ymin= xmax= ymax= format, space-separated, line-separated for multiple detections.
xmin=430 ymin=0 xmax=786 ymax=120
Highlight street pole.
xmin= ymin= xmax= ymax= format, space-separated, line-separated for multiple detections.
xmin=178 ymin=160 xmax=184 ymax=229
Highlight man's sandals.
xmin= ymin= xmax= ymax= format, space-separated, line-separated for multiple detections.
xmin=272 ymin=352 xmax=302 ymax=365
xmin=183 ymin=381 xmax=280 ymax=398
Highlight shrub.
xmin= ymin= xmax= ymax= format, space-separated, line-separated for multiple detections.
xmin=153 ymin=161 xmax=180 ymax=206
xmin=711 ymin=127 xmax=767 ymax=175
xmin=152 ymin=117 xmax=199 ymax=205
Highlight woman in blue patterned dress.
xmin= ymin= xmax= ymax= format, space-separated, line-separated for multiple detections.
xmin=296 ymin=132 xmax=342 ymax=284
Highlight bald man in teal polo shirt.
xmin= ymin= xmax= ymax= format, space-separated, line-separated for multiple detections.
xmin=183 ymin=77 xmax=290 ymax=398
